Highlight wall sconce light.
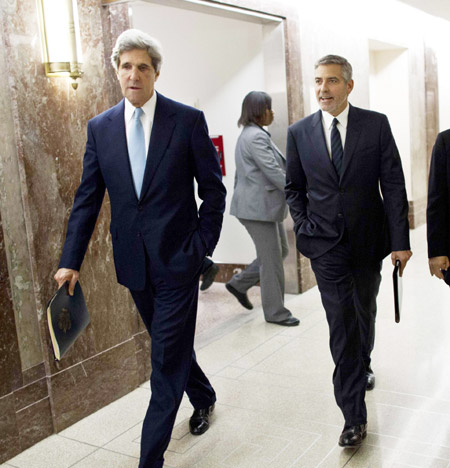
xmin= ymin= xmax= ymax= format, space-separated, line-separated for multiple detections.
xmin=37 ymin=0 xmax=83 ymax=90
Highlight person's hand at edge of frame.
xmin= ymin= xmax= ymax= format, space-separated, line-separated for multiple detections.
xmin=428 ymin=256 xmax=450 ymax=280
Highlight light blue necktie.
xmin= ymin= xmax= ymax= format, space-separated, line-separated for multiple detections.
xmin=128 ymin=107 xmax=146 ymax=197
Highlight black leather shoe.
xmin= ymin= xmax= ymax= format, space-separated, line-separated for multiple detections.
xmin=338 ymin=423 xmax=367 ymax=448
xmin=366 ymin=368 xmax=375 ymax=391
xmin=225 ymin=283 xmax=253 ymax=310
xmin=200 ymin=262 xmax=219 ymax=291
xmin=189 ymin=404 xmax=215 ymax=435
xmin=266 ymin=317 xmax=300 ymax=327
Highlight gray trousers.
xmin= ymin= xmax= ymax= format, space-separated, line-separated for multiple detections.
xmin=228 ymin=219 xmax=292 ymax=322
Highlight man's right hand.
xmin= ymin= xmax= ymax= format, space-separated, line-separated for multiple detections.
xmin=429 ymin=256 xmax=450 ymax=280
xmin=54 ymin=268 xmax=79 ymax=296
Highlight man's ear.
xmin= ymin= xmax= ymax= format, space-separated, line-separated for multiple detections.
xmin=155 ymin=71 xmax=160 ymax=81
xmin=347 ymin=79 xmax=354 ymax=95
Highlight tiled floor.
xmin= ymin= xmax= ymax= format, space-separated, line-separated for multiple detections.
xmin=4 ymin=225 xmax=450 ymax=468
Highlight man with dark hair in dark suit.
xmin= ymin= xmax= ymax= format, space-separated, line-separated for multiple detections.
xmin=285 ymin=54 xmax=412 ymax=448
xmin=427 ymin=129 xmax=450 ymax=279
xmin=54 ymin=29 xmax=226 ymax=468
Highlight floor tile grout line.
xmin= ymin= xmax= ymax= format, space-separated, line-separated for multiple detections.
xmin=284 ymin=433 xmax=322 ymax=468
xmin=366 ymin=430 xmax=450 ymax=451
xmin=194 ymin=399 xmax=346 ymax=437
xmin=363 ymin=441 xmax=450 ymax=461
xmin=67 ymin=446 xmax=103 ymax=468
xmin=341 ymin=446 xmax=360 ymax=467
xmin=211 ymin=318 xmax=326 ymax=376
xmin=375 ymin=388 xmax=450 ymax=405
xmin=205 ymin=325 xmax=292 ymax=376
xmin=227 ymin=332 xmax=299 ymax=372
xmin=219 ymin=441 xmax=263 ymax=466
xmin=232 ymin=368 xmax=334 ymax=398
xmin=375 ymin=401 xmax=450 ymax=418
xmin=58 ymin=417 xmax=144 ymax=451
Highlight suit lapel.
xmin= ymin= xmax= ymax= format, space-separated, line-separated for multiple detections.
xmin=106 ymin=100 xmax=137 ymax=196
xmin=341 ymin=104 xmax=362 ymax=178
xmin=139 ymin=93 xmax=176 ymax=201
xmin=309 ymin=110 xmax=339 ymax=183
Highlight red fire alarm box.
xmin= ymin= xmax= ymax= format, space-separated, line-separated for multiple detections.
xmin=211 ymin=135 xmax=226 ymax=176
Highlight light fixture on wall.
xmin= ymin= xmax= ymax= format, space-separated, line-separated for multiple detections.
xmin=37 ymin=0 xmax=83 ymax=90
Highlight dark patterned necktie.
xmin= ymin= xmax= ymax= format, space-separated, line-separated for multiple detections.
xmin=331 ymin=118 xmax=344 ymax=177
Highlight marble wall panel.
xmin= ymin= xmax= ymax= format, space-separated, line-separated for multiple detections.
xmin=16 ymin=397 xmax=54 ymax=452
xmin=298 ymin=252 xmax=316 ymax=292
xmin=0 ymin=1 xmax=44 ymax=373
xmin=0 ymin=216 xmax=22 ymax=396
xmin=424 ymin=45 xmax=440 ymax=168
xmin=0 ymin=394 xmax=20 ymax=464
xmin=101 ymin=3 xmax=131 ymax=108
xmin=21 ymin=362 xmax=46 ymax=387
xmin=408 ymin=44 xmax=428 ymax=204
xmin=408 ymin=196 xmax=427 ymax=229
xmin=14 ymin=378 xmax=48 ymax=412
xmin=134 ymin=331 xmax=152 ymax=383
xmin=50 ymin=339 xmax=139 ymax=432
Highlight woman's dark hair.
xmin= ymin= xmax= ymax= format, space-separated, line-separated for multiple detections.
xmin=238 ymin=91 xmax=272 ymax=127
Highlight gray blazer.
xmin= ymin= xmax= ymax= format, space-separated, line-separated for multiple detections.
xmin=230 ymin=123 xmax=288 ymax=222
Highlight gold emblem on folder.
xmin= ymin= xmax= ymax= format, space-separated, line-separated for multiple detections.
xmin=58 ymin=308 xmax=72 ymax=333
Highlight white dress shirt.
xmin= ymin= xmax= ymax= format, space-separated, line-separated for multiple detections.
xmin=124 ymin=92 xmax=157 ymax=158
xmin=321 ymin=103 xmax=349 ymax=159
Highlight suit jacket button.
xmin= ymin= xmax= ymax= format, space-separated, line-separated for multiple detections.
xmin=337 ymin=213 xmax=343 ymax=218
xmin=339 ymin=188 xmax=345 ymax=193
xmin=137 ymin=205 xmax=143 ymax=211
xmin=137 ymin=232 xmax=142 ymax=237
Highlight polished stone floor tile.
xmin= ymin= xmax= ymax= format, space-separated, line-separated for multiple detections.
xmin=70 ymin=448 xmax=139 ymax=467
xmin=342 ymin=443 xmax=450 ymax=468
xmin=58 ymin=387 xmax=150 ymax=446
xmin=4 ymin=434 xmax=97 ymax=468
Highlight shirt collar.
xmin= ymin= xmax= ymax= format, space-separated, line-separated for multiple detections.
xmin=321 ymin=103 xmax=350 ymax=130
xmin=124 ymin=91 xmax=157 ymax=123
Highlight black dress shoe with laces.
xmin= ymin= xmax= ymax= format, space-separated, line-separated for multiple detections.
xmin=225 ymin=283 xmax=253 ymax=310
xmin=200 ymin=262 xmax=219 ymax=291
xmin=189 ymin=404 xmax=215 ymax=435
xmin=338 ymin=423 xmax=367 ymax=448
xmin=366 ymin=367 xmax=375 ymax=391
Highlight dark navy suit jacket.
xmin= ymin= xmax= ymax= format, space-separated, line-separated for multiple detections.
xmin=285 ymin=104 xmax=410 ymax=264
xmin=427 ymin=129 xmax=450 ymax=259
xmin=59 ymin=93 xmax=226 ymax=290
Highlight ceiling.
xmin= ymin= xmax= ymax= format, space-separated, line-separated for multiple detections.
xmin=398 ymin=0 xmax=450 ymax=21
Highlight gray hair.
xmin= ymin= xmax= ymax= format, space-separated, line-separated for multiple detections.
xmin=111 ymin=29 xmax=163 ymax=73
xmin=315 ymin=55 xmax=353 ymax=82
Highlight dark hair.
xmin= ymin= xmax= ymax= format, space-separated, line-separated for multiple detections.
xmin=315 ymin=55 xmax=353 ymax=82
xmin=238 ymin=91 xmax=272 ymax=127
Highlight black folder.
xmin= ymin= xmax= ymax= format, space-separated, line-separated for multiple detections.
xmin=393 ymin=260 xmax=402 ymax=323
xmin=47 ymin=282 xmax=90 ymax=360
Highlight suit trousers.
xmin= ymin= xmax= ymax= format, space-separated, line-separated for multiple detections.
xmin=130 ymin=253 xmax=216 ymax=468
xmin=310 ymin=238 xmax=381 ymax=426
xmin=228 ymin=219 xmax=291 ymax=322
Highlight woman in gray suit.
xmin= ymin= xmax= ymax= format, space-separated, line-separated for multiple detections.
xmin=226 ymin=91 xmax=299 ymax=326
